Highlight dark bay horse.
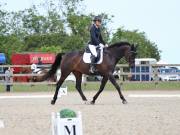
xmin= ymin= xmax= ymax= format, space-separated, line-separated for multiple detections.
xmin=40 ymin=42 xmax=137 ymax=105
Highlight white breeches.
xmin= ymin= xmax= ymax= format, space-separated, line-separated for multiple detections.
xmin=88 ymin=44 xmax=104 ymax=57
xmin=88 ymin=45 xmax=98 ymax=57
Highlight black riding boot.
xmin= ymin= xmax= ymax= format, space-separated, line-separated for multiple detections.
xmin=89 ymin=55 xmax=97 ymax=73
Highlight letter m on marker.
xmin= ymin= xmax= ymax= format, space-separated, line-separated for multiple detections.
xmin=64 ymin=125 xmax=76 ymax=135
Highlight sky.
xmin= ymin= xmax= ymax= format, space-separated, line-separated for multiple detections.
xmin=2 ymin=0 xmax=180 ymax=64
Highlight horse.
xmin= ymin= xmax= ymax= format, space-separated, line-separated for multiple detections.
xmin=39 ymin=42 xmax=137 ymax=105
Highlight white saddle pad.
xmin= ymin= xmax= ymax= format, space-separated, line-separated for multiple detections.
xmin=83 ymin=49 xmax=103 ymax=64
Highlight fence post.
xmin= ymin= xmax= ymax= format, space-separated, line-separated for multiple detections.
xmin=154 ymin=68 xmax=159 ymax=88
xmin=120 ymin=67 xmax=123 ymax=81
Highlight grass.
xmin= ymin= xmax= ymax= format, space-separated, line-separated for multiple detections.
xmin=121 ymin=81 xmax=180 ymax=90
xmin=0 ymin=81 xmax=180 ymax=93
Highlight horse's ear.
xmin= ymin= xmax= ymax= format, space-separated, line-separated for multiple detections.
xmin=134 ymin=44 xmax=138 ymax=55
xmin=131 ymin=44 xmax=135 ymax=50
xmin=132 ymin=43 xmax=138 ymax=51
xmin=131 ymin=43 xmax=138 ymax=55
xmin=135 ymin=44 xmax=138 ymax=48
xmin=135 ymin=44 xmax=138 ymax=51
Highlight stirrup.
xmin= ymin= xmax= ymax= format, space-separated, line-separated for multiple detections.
xmin=89 ymin=66 xmax=95 ymax=73
xmin=89 ymin=65 xmax=96 ymax=73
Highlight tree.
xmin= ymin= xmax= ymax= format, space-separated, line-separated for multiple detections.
xmin=23 ymin=33 xmax=67 ymax=51
xmin=0 ymin=0 xmax=161 ymax=63
xmin=61 ymin=34 xmax=85 ymax=52
xmin=0 ymin=35 xmax=25 ymax=63
xmin=0 ymin=3 xmax=9 ymax=35
xmin=111 ymin=27 xmax=161 ymax=61
xmin=22 ymin=6 xmax=47 ymax=34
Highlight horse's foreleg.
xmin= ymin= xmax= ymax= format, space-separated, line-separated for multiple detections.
xmin=51 ymin=74 xmax=69 ymax=105
xmin=73 ymin=71 xmax=87 ymax=101
xmin=108 ymin=74 xmax=127 ymax=104
xmin=91 ymin=76 xmax=108 ymax=104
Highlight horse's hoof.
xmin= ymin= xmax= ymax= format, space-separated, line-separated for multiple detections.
xmin=122 ymin=100 xmax=128 ymax=104
xmin=51 ymin=100 xmax=55 ymax=105
xmin=90 ymin=101 xmax=95 ymax=105
xmin=84 ymin=101 xmax=90 ymax=105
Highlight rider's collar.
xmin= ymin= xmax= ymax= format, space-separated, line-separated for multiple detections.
xmin=94 ymin=24 xmax=99 ymax=29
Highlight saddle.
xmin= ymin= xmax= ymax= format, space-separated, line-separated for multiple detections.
xmin=83 ymin=45 xmax=103 ymax=64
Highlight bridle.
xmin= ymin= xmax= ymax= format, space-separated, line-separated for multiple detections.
xmin=127 ymin=50 xmax=137 ymax=63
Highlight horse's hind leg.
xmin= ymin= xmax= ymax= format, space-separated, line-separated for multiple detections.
xmin=51 ymin=73 xmax=70 ymax=105
xmin=73 ymin=71 xmax=87 ymax=101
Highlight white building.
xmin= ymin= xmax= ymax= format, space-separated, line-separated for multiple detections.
xmin=131 ymin=58 xmax=157 ymax=81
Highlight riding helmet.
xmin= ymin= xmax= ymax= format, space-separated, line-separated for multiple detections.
xmin=93 ymin=16 xmax=102 ymax=22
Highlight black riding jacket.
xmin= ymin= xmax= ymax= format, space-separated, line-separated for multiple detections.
xmin=89 ymin=24 xmax=105 ymax=46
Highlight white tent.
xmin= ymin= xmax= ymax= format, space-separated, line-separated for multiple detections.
xmin=157 ymin=60 xmax=168 ymax=64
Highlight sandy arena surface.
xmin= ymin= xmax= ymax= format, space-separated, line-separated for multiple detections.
xmin=0 ymin=90 xmax=180 ymax=135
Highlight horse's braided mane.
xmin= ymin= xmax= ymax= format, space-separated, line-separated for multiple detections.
xmin=77 ymin=42 xmax=131 ymax=55
xmin=108 ymin=42 xmax=131 ymax=49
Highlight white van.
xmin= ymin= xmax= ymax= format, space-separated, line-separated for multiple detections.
xmin=157 ymin=68 xmax=179 ymax=81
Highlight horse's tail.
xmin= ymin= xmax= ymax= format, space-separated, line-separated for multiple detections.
xmin=41 ymin=53 xmax=62 ymax=81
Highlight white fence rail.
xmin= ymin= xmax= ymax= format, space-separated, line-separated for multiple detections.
xmin=0 ymin=64 xmax=179 ymax=86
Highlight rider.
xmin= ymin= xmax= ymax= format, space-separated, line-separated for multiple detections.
xmin=88 ymin=16 xmax=107 ymax=73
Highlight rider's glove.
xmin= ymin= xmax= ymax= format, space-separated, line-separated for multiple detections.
xmin=99 ymin=43 xmax=104 ymax=48
xmin=105 ymin=44 xmax=109 ymax=47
